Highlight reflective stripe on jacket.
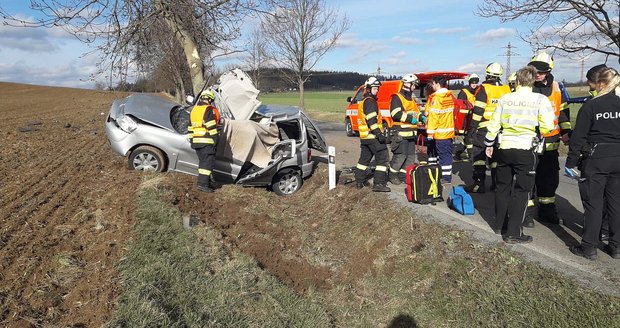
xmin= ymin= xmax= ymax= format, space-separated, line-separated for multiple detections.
xmin=484 ymin=86 xmax=555 ymax=150
xmin=426 ymin=88 xmax=456 ymax=140
xmin=358 ymin=97 xmax=383 ymax=139
xmin=390 ymin=93 xmax=419 ymax=138
xmin=542 ymin=81 xmax=562 ymax=138
xmin=473 ymin=84 xmax=511 ymax=129
xmin=189 ymin=104 xmax=220 ymax=147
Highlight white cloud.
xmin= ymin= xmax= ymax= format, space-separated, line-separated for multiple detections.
xmin=456 ymin=62 xmax=487 ymax=75
xmin=0 ymin=23 xmax=74 ymax=53
xmin=0 ymin=60 xmax=97 ymax=88
xmin=470 ymin=28 xmax=516 ymax=44
xmin=424 ymin=27 xmax=468 ymax=34
xmin=392 ymin=36 xmax=423 ymax=45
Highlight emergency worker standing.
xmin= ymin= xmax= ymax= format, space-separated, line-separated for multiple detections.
xmin=464 ymin=62 xmax=511 ymax=193
xmin=587 ymin=64 xmax=607 ymax=97
xmin=507 ymin=72 xmax=517 ymax=92
xmin=566 ymin=67 xmax=620 ymax=260
xmin=426 ymin=76 xmax=456 ymax=183
xmin=484 ymin=66 xmax=555 ymax=243
xmin=388 ymin=74 xmax=422 ymax=185
xmin=188 ymin=89 xmax=220 ymax=193
xmin=528 ymin=52 xmax=571 ymax=224
xmin=455 ymin=74 xmax=481 ymax=160
xmin=355 ymin=77 xmax=391 ymax=192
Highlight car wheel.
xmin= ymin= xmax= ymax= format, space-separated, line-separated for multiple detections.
xmin=128 ymin=146 xmax=166 ymax=172
xmin=345 ymin=118 xmax=355 ymax=137
xmin=272 ymin=169 xmax=302 ymax=196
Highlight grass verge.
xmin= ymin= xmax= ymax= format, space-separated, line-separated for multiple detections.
xmin=106 ymin=177 xmax=331 ymax=327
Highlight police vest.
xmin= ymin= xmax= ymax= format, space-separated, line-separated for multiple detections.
xmin=357 ymin=97 xmax=383 ymax=139
xmin=479 ymin=84 xmax=511 ymax=128
xmin=390 ymin=93 xmax=419 ymax=138
xmin=541 ymin=81 xmax=562 ymax=138
xmin=189 ymin=104 xmax=220 ymax=147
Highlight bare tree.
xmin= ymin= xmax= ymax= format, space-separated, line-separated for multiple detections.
xmin=477 ymin=0 xmax=620 ymax=63
xmin=0 ymin=1 xmax=257 ymax=95
xmin=243 ymin=26 xmax=269 ymax=89
xmin=261 ymin=0 xmax=349 ymax=109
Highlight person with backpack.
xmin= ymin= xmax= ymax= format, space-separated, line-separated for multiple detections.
xmin=484 ymin=66 xmax=555 ymax=243
xmin=388 ymin=74 xmax=423 ymax=185
xmin=426 ymin=76 xmax=456 ymax=184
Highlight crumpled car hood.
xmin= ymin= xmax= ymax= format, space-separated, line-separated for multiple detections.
xmin=119 ymin=94 xmax=179 ymax=131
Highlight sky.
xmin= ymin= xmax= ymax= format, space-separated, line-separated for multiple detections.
xmin=0 ymin=0 xmax=618 ymax=89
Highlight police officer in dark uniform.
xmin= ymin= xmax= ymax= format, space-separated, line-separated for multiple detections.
xmin=566 ymin=67 xmax=620 ymax=260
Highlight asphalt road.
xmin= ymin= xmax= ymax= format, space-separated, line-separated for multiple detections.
xmin=316 ymin=120 xmax=620 ymax=296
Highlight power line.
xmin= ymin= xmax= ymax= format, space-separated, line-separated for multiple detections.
xmin=500 ymin=42 xmax=519 ymax=80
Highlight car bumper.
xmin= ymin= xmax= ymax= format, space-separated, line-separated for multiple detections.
xmin=105 ymin=120 xmax=133 ymax=157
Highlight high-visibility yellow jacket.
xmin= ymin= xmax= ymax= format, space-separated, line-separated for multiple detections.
xmin=189 ymin=104 xmax=220 ymax=148
xmin=471 ymin=82 xmax=511 ymax=130
xmin=484 ymin=86 xmax=556 ymax=150
xmin=390 ymin=92 xmax=420 ymax=139
xmin=426 ymin=88 xmax=456 ymax=140
xmin=358 ymin=96 xmax=383 ymax=139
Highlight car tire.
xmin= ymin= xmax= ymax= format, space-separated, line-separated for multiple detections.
xmin=128 ymin=146 xmax=166 ymax=172
xmin=272 ymin=169 xmax=302 ymax=196
xmin=345 ymin=118 xmax=355 ymax=137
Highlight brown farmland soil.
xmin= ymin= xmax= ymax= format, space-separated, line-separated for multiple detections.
xmin=0 ymin=83 xmax=138 ymax=327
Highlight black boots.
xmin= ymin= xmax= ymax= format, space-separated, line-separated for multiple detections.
xmin=570 ymin=245 xmax=597 ymax=260
xmin=372 ymin=184 xmax=391 ymax=192
xmin=356 ymin=180 xmax=371 ymax=189
xmin=503 ymin=234 xmax=533 ymax=244
xmin=538 ymin=204 xmax=560 ymax=224
xmin=197 ymin=180 xmax=214 ymax=193
xmin=464 ymin=183 xmax=485 ymax=193
xmin=523 ymin=207 xmax=536 ymax=228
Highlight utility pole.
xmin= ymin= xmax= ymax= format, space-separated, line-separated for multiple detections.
xmin=580 ymin=59 xmax=585 ymax=83
xmin=376 ymin=64 xmax=382 ymax=78
xmin=500 ymin=42 xmax=519 ymax=81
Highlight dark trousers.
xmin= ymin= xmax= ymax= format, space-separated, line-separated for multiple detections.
xmin=578 ymin=157 xmax=620 ymax=249
xmin=390 ymin=137 xmax=416 ymax=180
xmin=355 ymin=138 xmax=389 ymax=185
xmin=535 ymin=149 xmax=560 ymax=203
xmin=195 ymin=145 xmax=216 ymax=187
xmin=471 ymin=128 xmax=497 ymax=185
xmin=494 ymin=149 xmax=538 ymax=237
xmin=431 ymin=139 xmax=453 ymax=182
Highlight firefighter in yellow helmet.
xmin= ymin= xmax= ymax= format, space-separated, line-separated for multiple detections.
xmin=355 ymin=76 xmax=390 ymax=192
xmin=528 ymin=51 xmax=571 ymax=224
xmin=464 ymin=62 xmax=511 ymax=193
xmin=388 ymin=73 xmax=423 ymax=185
xmin=188 ymin=89 xmax=220 ymax=192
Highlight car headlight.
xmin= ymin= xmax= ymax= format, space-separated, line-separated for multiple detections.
xmin=116 ymin=115 xmax=138 ymax=133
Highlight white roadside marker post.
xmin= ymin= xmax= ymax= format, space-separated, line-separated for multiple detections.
xmin=328 ymin=146 xmax=336 ymax=190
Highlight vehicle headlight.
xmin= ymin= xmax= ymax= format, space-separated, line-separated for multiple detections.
xmin=116 ymin=115 xmax=138 ymax=133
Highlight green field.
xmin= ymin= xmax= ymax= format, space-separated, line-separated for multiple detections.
xmin=260 ymin=91 xmax=351 ymax=123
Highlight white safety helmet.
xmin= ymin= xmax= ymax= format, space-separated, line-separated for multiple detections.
xmin=507 ymin=72 xmax=517 ymax=83
xmin=468 ymin=73 xmax=480 ymax=83
xmin=485 ymin=62 xmax=503 ymax=78
xmin=364 ymin=76 xmax=382 ymax=88
xmin=529 ymin=51 xmax=554 ymax=73
xmin=402 ymin=73 xmax=419 ymax=85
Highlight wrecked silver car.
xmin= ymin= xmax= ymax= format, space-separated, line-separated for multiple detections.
xmin=105 ymin=69 xmax=327 ymax=195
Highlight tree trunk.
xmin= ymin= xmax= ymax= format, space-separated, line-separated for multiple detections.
xmin=298 ymin=78 xmax=305 ymax=110
xmin=155 ymin=0 xmax=205 ymax=96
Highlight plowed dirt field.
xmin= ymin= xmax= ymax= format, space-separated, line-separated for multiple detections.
xmin=0 ymin=83 xmax=138 ymax=327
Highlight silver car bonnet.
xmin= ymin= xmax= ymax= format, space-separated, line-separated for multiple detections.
xmin=120 ymin=94 xmax=178 ymax=131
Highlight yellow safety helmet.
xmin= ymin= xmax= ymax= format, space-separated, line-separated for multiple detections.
xmin=529 ymin=51 xmax=554 ymax=73
xmin=199 ymin=89 xmax=215 ymax=101
xmin=485 ymin=62 xmax=503 ymax=78
xmin=508 ymin=72 xmax=517 ymax=83
xmin=402 ymin=73 xmax=419 ymax=85
xmin=364 ymin=76 xmax=382 ymax=88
